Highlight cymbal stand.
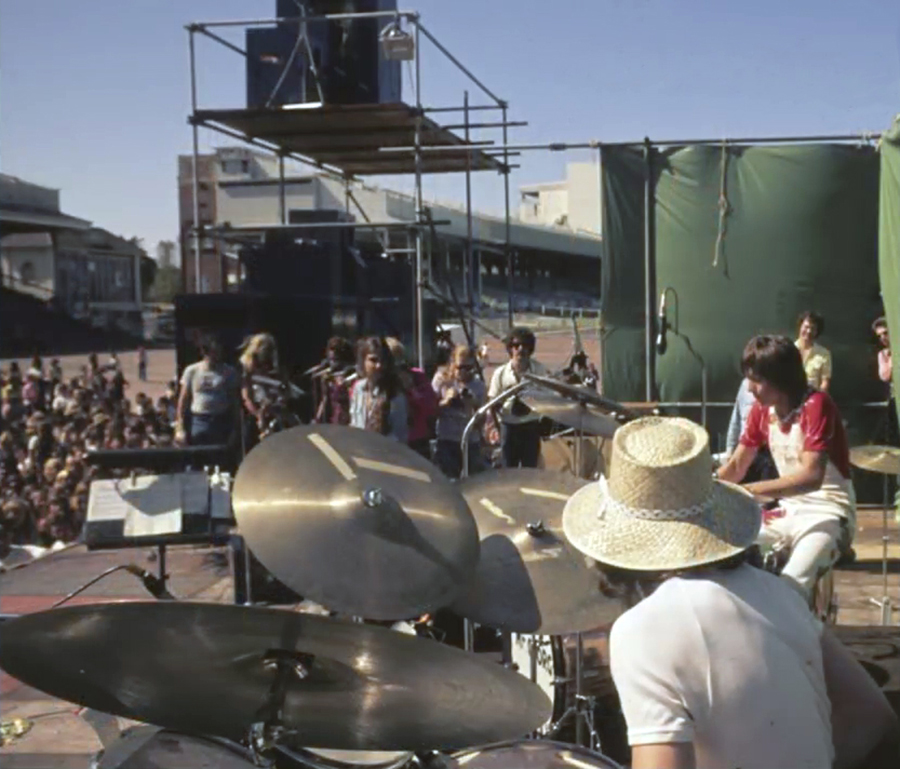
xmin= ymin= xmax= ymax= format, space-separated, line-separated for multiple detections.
xmin=549 ymin=633 xmax=601 ymax=752
xmin=869 ymin=472 xmax=893 ymax=625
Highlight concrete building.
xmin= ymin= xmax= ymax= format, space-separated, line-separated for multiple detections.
xmin=179 ymin=148 xmax=604 ymax=312
xmin=519 ymin=162 xmax=602 ymax=236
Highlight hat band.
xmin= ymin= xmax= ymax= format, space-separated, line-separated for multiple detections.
xmin=603 ymin=490 xmax=715 ymax=522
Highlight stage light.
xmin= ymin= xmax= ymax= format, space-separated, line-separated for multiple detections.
xmin=380 ymin=21 xmax=415 ymax=61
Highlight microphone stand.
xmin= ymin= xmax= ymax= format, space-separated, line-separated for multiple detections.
xmin=460 ymin=380 xmax=532 ymax=480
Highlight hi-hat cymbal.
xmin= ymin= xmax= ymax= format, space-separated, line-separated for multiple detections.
xmin=850 ymin=445 xmax=900 ymax=475
xmin=521 ymin=392 xmax=620 ymax=438
xmin=524 ymin=373 xmax=634 ymax=418
xmin=232 ymin=425 xmax=480 ymax=620
xmin=0 ymin=602 xmax=552 ymax=752
xmin=450 ymin=469 xmax=623 ymax=635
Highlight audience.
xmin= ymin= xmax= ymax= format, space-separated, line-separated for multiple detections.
xmin=0 ymin=355 xmax=177 ymax=550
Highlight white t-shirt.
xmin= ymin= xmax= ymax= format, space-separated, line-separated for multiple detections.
xmin=487 ymin=358 xmax=548 ymax=424
xmin=609 ymin=564 xmax=833 ymax=769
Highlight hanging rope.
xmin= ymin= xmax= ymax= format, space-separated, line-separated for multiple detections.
xmin=713 ymin=140 xmax=730 ymax=272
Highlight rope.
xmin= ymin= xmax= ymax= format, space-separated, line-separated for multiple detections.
xmin=713 ymin=140 xmax=730 ymax=272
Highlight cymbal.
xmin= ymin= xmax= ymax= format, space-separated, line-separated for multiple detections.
xmin=450 ymin=469 xmax=623 ymax=635
xmin=447 ymin=740 xmax=622 ymax=768
xmin=232 ymin=425 xmax=480 ymax=620
xmin=0 ymin=602 xmax=552 ymax=752
xmin=521 ymin=392 xmax=620 ymax=438
xmin=524 ymin=373 xmax=634 ymax=417
xmin=850 ymin=445 xmax=900 ymax=475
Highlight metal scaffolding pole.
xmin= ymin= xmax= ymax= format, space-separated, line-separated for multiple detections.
xmin=278 ymin=154 xmax=287 ymax=225
xmin=413 ymin=19 xmax=425 ymax=369
xmin=503 ymin=102 xmax=513 ymax=329
xmin=464 ymin=90 xmax=475 ymax=339
xmin=643 ymin=138 xmax=656 ymax=402
xmin=188 ymin=27 xmax=202 ymax=295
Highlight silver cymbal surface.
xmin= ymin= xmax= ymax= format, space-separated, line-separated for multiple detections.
xmin=0 ymin=602 xmax=552 ymax=751
xmin=451 ymin=469 xmax=623 ymax=635
xmin=521 ymin=392 xmax=620 ymax=438
xmin=232 ymin=425 xmax=480 ymax=620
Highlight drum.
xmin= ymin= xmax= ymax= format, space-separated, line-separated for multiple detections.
xmin=447 ymin=739 xmax=622 ymax=768
xmin=276 ymin=747 xmax=414 ymax=769
xmin=508 ymin=631 xmax=628 ymax=762
xmin=93 ymin=727 xmax=258 ymax=768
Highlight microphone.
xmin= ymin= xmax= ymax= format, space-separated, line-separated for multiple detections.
xmin=656 ymin=291 xmax=669 ymax=356
xmin=125 ymin=565 xmax=176 ymax=601
xmin=303 ymin=360 xmax=329 ymax=377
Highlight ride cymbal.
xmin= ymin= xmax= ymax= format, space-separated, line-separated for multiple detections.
xmin=523 ymin=373 xmax=634 ymax=418
xmin=521 ymin=392 xmax=620 ymax=438
xmin=232 ymin=425 xmax=479 ymax=620
xmin=0 ymin=602 xmax=552 ymax=752
xmin=450 ymin=469 xmax=623 ymax=635
xmin=849 ymin=445 xmax=900 ymax=476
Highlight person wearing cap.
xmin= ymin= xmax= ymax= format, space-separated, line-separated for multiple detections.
xmin=563 ymin=416 xmax=897 ymax=769
xmin=718 ymin=335 xmax=855 ymax=596
xmin=487 ymin=327 xmax=548 ymax=468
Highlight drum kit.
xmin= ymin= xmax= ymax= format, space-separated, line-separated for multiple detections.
xmin=0 ymin=377 xmax=633 ymax=769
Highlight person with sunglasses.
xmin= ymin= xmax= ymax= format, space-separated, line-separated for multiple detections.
xmin=487 ymin=327 xmax=548 ymax=468
xmin=432 ymin=345 xmax=486 ymax=478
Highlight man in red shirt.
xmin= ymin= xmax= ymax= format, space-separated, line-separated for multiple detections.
xmin=718 ymin=335 xmax=855 ymax=596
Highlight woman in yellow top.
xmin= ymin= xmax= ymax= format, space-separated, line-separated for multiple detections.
xmin=795 ymin=310 xmax=832 ymax=391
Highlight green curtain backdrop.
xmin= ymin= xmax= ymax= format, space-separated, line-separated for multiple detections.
xmin=600 ymin=143 xmax=882 ymax=407
xmin=879 ymin=117 xmax=900 ymax=429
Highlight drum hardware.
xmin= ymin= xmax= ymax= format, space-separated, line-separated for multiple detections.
xmin=850 ymin=445 xmax=899 ymax=626
xmin=460 ymin=381 xmax=532 ymax=479
xmin=45 ymin=562 xmax=177 ymax=610
xmin=446 ymin=738 xmax=624 ymax=768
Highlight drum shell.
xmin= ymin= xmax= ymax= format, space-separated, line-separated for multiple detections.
xmin=448 ymin=739 xmax=622 ymax=768
xmin=281 ymin=747 xmax=413 ymax=769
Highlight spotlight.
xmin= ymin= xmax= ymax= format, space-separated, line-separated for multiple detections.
xmin=380 ymin=20 xmax=415 ymax=61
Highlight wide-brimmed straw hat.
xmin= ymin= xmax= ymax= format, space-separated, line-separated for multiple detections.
xmin=563 ymin=416 xmax=761 ymax=571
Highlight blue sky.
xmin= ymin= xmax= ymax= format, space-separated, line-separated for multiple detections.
xmin=1 ymin=0 xmax=898 ymax=257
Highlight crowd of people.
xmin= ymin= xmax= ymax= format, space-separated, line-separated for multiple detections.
xmin=0 ymin=352 xmax=178 ymax=552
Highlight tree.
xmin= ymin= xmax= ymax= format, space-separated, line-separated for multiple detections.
xmin=156 ymin=240 xmax=177 ymax=269
xmin=149 ymin=266 xmax=183 ymax=304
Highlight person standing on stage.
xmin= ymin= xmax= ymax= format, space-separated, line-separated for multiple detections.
xmin=432 ymin=344 xmax=486 ymax=478
xmin=176 ymin=334 xmax=240 ymax=446
xmin=795 ymin=311 xmax=832 ymax=391
xmin=563 ymin=416 xmax=897 ymax=769
xmin=385 ymin=337 xmax=437 ymax=459
xmin=718 ymin=335 xmax=855 ymax=596
xmin=349 ymin=337 xmax=408 ymax=443
xmin=487 ymin=327 xmax=548 ymax=468
xmin=315 ymin=336 xmax=355 ymax=426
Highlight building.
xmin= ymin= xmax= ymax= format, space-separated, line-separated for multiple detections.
xmin=178 ymin=148 xmax=604 ymax=313
xmin=0 ymin=175 xmax=145 ymax=336
xmin=519 ymin=162 xmax=602 ymax=236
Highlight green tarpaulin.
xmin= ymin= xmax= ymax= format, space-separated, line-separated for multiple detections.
xmin=600 ymin=142 xmax=882 ymax=409
xmin=879 ymin=116 xmax=900 ymax=427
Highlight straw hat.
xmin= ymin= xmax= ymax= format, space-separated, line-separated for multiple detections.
xmin=563 ymin=416 xmax=761 ymax=571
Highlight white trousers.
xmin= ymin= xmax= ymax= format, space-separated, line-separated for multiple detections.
xmin=757 ymin=514 xmax=845 ymax=596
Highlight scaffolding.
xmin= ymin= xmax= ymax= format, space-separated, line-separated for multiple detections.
xmin=185 ymin=9 xmax=524 ymax=368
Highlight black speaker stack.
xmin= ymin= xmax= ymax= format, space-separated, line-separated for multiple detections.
xmin=247 ymin=0 xmax=402 ymax=109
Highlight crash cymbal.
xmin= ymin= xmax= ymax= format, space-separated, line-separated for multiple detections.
xmin=0 ymin=602 xmax=552 ymax=752
xmin=849 ymin=445 xmax=900 ymax=475
xmin=524 ymin=373 xmax=634 ymax=418
xmin=232 ymin=424 xmax=479 ymax=620
xmin=521 ymin=392 xmax=620 ymax=438
xmin=450 ymin=469 xmax=623 ymax=635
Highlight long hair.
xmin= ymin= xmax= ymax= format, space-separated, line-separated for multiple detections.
xmin=595 ymin=549 xmax=755 ymax=608
xmin=503 ymin=326 xmax=536 ymax=355
xmin=239 ymin=333 xmax=278 ymax=373
xmin=355 ymin=337 xmax=401 ymax=436
xmin=741 ymin=335 xmax=808 ymax=405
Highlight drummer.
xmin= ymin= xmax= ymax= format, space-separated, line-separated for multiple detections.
xmin=717 ymin=335 xmax=856 ymax=596
xmin=487 ymin=327 xmax=548 ymax=468
xmin=563 ymin=416 xmax=897 ymax=769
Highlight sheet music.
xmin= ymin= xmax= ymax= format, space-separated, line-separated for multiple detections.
xmin=122 ymin=474 xmax=183 ymax=538
xmin=87 ymin=480 xmax=129 ymax=522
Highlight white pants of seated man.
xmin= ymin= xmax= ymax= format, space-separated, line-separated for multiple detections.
xmin=757 ymin=512 xmax=845 ymax=595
